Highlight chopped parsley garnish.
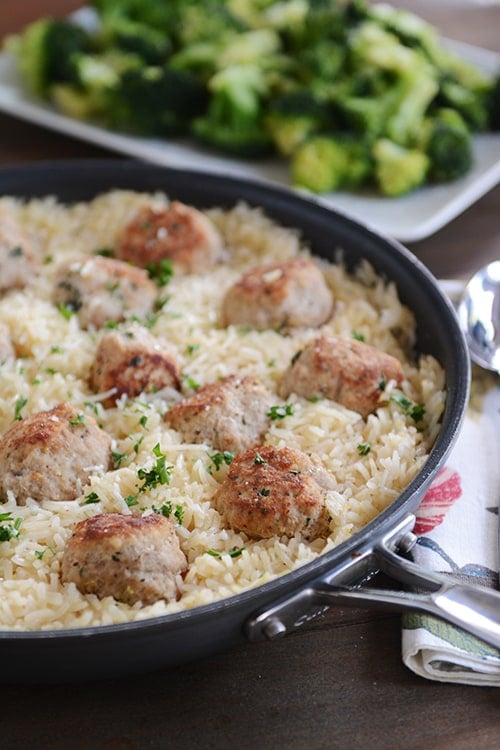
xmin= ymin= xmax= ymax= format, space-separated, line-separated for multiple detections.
xmin=84 ymin=491 xmax=100 ymax=504
xmin=124 ymin=495 xmax=139 ymax=507
xmin=206 ymin=546 xmax=245 ymax=559
xmin=137 ymin=443 xmax=173 ymax=492
xmin=94 ymin=247 xmax=114 ymax=257
xmin=35 ymin=546 xmax=55 ymax=560
xmin=186 ymin=343 xmax=200 ymax=355
xmin=155 ymin=294 xmax=170 ymax=311
xmin=14 ymin=396 xmax=28 ymax=421
xmin=183 ymin=374 xmax=200 ymax=391
xmin=57 ymin=303 xmax=75 ymax=320
xmin=69 ymin=413 xmax=86 ymax=426
xmin=357 ymin=442 xmax=371 ymax=456
xmin=257 ymin=488 xmax=270 ymax=497
xmin=253 ymin=453 xmax=266 ymax=465
xmin=9 ymin=245 xmax=23 ymax=257
xmin=208 ymin=451 xmax=234 ymax=470
xmin=146 ymin=258 xmax=173 ymax=286
xmin=352 ymin=330 xmax=365 ymax=342
xmin=133 ymin=435 xmax=144 ymax=453
xmin=268 ymin=403 xmax=294 ymax=420
xmin=0 ymin=512 xmax=22 ymax=542
xmin=112 ymin=450 xmax=128 ymax=469
xmin=139 ymin=415 xmax=148 ymax=428
xmin=152 ymin=501 xmax=184 ymax=524
xmin=391 ymin=393 xmax=425 ymax=422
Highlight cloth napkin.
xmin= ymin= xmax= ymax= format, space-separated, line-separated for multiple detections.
xmin=401 ymin=368 xmax=500 ymax=685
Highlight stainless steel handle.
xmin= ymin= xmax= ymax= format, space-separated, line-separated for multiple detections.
xmin=316 ymin=581 xmax=500 ymax=650
xmin=245 ymin=514 xmax=500 ymax=650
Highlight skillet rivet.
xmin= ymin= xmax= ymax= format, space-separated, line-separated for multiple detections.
xmin=398 ymin=532 xmax=417 ymax=554
xmin=263 ymin=617 xmax=287 ymax=640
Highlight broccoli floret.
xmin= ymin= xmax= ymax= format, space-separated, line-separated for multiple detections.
xmin=291 ymin=134 xmax=372 ymax=193
xmin=110 ymin=65 xmax=208 ymax=136
xmin=90 ymin=0 xmax=184 ymax=34
xmin=373 ymin=138 xmax=429 ymax=197
xmin=348 ymin=22 xmax=439 ymax=147
xmin=437 ymin=78 xmax=491 ymax=131
xmin=177 ymin=1 xmax=244 ymax=46
xmin=192 ymin=64 xmax=272 ymax=156
xmin=50 ymin=50 xmax=140 ymax=120
xmin=99 ymin=18 xmax=171 ymax=64
xmin=370 ymin=4 xmax=493 ymax=133
xmin=420 ymin=108 xmax=473 ymax=183
xmin=6 ymin=18 xmax=92 ymax=97
xmin=280 ymin=0 xmax=368 ymax=50
xmin=265 ymin=90 xmax=332 ymax=156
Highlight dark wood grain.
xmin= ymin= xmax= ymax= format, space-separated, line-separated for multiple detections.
xmin=0 ymin=3 xmax=499 ymax=749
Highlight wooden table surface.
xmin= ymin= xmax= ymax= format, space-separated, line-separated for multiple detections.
xmin=0 ymin=2 xmax=499 ymax=748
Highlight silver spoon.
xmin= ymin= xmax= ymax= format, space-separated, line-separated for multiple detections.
xmin=457 ymin=260 xmax=500 ymax=374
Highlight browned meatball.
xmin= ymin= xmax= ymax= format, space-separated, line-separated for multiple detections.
xmin=60 ymin=512 xmax=188 ymax=605
xmin=53 ymin=255 xmax=157 ymax=330
xmin=279 ymin=333 xmax=404 ymax=418
xmin=221 ymin=257 xmax=333 ymax=331
xmin=116 ymin=201 xmax=224 ymax=274
xmin=0 ymin=403 xmax=112 ymax=504
xmin=0 ymin=322 xmax=14 ymax=362
xmin=165 ymin=375 xmax=275 ymax=454
xmin=90 ymin=324 xmax=181 ymax=407
xmin=213 ymin=445 xmax=334 ymax=540
xmin=0 ymin=206 xmax=38 ymax=293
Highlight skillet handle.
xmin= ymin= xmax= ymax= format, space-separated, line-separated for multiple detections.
xmin=245 ymin=514 xmax=500 ymax=650
xmin=313 ymin=581 xmax=500 ymax=649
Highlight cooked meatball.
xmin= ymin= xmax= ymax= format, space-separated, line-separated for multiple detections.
xmin=213 ymin=444 xmax=334 ymax=540
xmin=0 ymin=322 xmax=14 ymax=362
xmin=165 ymin=375 xmax=275 ymax=454
xmin=60 ymin=512 xmax=188 ymax=605
xmin=116 ymin=201 xmax=224 ymax=274
xmin=53 ymin=255 xmax=157 ymax=330
xmin=279 ymin=333 xmax=405 ymax=418
xmin=221 ymin=256 xmax=333 ymax=331
xmin=90 ymin=323 xmax=181 ymax=407
xmin=0 ymin=206 xmax=38 ymax=293
xmin=0 ymin=403 xmax=112 ymax=504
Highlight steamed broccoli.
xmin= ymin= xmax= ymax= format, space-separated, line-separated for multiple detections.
xmin=49 ymin=50 xmax=141 ymax=121
xmin=265 ymin=90 xmax=333 ymax=156
xmin=177 ymin=0 xmax=244 ymax=46
xmin=7 ymin=0 xmax=500 ymax=197
xmin=98 ymin=17 xmax=171 ymax=64
xmin=192 ymin=64 xmax=272 ymax=156
xmin=369 ymin=3 xmax=494 ymax=132
xmin=420 ymin=108 xmax=472 ymax=183
xmin=5 ymin=18 xmax=92 ymax=97
xmin=109 ymin=65 xmax=207 ymax=136
xmin=90 ymin=0 xmax=184 ymax=34
xmin=347 ymin=22 xmax=439 ymax=147
xmin=291 ymin=134 xmax=372 ymax=193
xmin=373 ymin=138 xmax=429 ymax=197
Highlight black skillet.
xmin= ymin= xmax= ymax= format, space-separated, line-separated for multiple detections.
xmin=0 ymin=160 xmax=497 ymax=684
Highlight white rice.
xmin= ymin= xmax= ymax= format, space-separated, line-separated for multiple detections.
xmin=0 ymin=191 xmax=446 ymax=630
